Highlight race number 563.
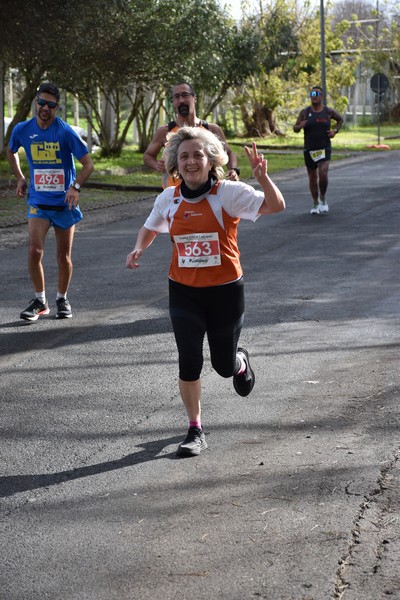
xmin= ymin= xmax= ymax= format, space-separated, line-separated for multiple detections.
xmin=174 ymin=232 xmax=221 ymax=267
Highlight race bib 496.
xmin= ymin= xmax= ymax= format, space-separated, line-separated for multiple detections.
xmin=34 ymin=169 xmax=65 ymax=191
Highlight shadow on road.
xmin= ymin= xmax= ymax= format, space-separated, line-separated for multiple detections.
xmin=0 ymin=435 xmax=183 ymax=498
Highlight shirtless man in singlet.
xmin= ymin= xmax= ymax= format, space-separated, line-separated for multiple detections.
xmin=144 ymin=81 xmax=240 ymax=188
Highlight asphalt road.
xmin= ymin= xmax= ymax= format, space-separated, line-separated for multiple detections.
xmin=1 ymin=151 xmax=399 ymax=600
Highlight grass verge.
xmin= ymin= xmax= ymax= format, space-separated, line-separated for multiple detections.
xmin=0 ymin=123 xmax=398 ymax=228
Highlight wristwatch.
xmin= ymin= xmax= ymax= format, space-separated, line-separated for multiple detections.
xmin=72 ymin=181 xmax=81 ymax=192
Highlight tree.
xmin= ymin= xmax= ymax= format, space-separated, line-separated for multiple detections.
xmin=332 ymin=0 xmax=376 ymax=47
xmin=47 ymin=0 xmax=162 ymax=155
xmin=291 ymin=3 xmax=359 ymax=118
xmin=331 ymin=0 xmax=400 ymax=120
xmin=53 ymin=0 xmax=247 ymax=154
xmin=0 ymin=0 xmax=78 ymax=150
xmin=1 ymin=0 xmax=247 ymax=155
xmin=232 ymin=0 xmax=300 ymax=136
xmin=131 ymin=0 xmax=257 ymax=150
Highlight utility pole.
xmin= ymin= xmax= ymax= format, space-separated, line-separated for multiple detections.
xmin=0 ymin=62 xmax=4 ymax=154
xmin=376 ymin=0 xmax=381 ymax=144
xmin=320 ymin=0 xmax=327 ymax=103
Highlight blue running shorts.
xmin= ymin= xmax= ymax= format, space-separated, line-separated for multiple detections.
xmin=27 ymin=204 xmax=83 ymax=229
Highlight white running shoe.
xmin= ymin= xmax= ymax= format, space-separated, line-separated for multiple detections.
xmin=318 ymin=201 xmax=329 ymax=214
xmin=310 ymin=205 xmax=320 ymax=215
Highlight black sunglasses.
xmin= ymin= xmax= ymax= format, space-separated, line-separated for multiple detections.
xmin=36 ymin=98 xmax=58 ymax=109
xmin=171 ymin=92 xmax=194 ymax=100
xmin=310 ymin=91 xmax=322 ymax=97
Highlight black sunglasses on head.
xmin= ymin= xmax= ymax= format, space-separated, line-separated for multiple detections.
xmin=36 ymin=98 xmax=58 ymax=109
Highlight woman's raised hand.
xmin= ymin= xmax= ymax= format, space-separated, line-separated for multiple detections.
xmin=244 ymin=142 xmax=267 ymax=179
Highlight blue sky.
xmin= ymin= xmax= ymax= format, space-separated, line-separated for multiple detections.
xmin=223 ymin=0 xmax=314 ymax=20
xmin=222 ymin=0 xmax=375 ymax=21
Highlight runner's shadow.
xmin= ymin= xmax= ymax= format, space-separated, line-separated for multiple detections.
xmin=0 ymin=435 xmax=183 ymax=498
xmin=1 ymin=320 xmax=41 ymax=328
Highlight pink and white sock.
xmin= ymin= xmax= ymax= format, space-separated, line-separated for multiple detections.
xmin=235 ymin=352 xmax=246 ymax=375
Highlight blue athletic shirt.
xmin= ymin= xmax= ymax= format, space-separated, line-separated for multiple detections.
xmin=9 ymin=117 xmax=89 ymax=207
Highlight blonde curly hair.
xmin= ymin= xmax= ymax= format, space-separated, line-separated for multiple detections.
xmin=163 ymin=126 xmax=228 ymax=181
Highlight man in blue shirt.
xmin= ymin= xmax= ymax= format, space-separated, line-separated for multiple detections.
xmin=7 ymin=82 xmax=94 ymax=321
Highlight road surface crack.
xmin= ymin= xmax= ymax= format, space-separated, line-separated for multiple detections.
xmin=334 ymin=448 xmax=400 ymax=599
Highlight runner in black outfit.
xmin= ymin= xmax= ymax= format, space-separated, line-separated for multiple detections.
xmin=294 ymin=85 xmax=343 ymax=214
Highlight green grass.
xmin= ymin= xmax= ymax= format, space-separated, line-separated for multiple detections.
xmin=0 ymin=187 xmax=154 ymax=227
xmin=1 ymin=123 xmax=399 ymax=188
xmin=242 ymin=124 xmax=400 ymax=152
xmin=1 ymin=121 xmax=398 ymax=228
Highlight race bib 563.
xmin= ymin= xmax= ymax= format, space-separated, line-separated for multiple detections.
xmin=174 ymin=232 xmax=221 ymax=267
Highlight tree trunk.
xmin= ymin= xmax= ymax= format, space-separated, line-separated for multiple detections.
xmin=3 ymin=67 xmax=43 ymax=149
xmin=240 ymin=104 xmax=284 ymax=137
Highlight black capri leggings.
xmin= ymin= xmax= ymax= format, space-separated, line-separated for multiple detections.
xmin=169 ymin=278 xmax=245 ymax=382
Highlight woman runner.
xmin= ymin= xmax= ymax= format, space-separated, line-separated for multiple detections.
xmin=126 ymin=126 xmax=285 ymax=457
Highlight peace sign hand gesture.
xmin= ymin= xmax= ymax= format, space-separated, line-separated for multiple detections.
xmin=244 ymin=142 xmax=267 ymax=180
xmin=242 ymin=142 xmax=285 ymax=215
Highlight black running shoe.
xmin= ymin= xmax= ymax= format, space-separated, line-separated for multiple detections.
xmin=56 ymin=298 xmax=72 ymax=319
xmin=177 ymin=427 xmax=207 ymax=457
xmin=233 ymin=347 xmax=255 ymax=397
xmin=20 ymin=298 xmax=50 ymax=321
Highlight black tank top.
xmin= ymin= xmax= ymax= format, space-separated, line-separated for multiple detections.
xmin=304 ymin=106 xmax=331 ymax=151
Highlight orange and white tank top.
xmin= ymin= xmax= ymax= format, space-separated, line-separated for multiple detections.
xmin=143 ymin=179 xmax=265 ymax=287
xmin=168 ymin=182 xmax=241 ymax=287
